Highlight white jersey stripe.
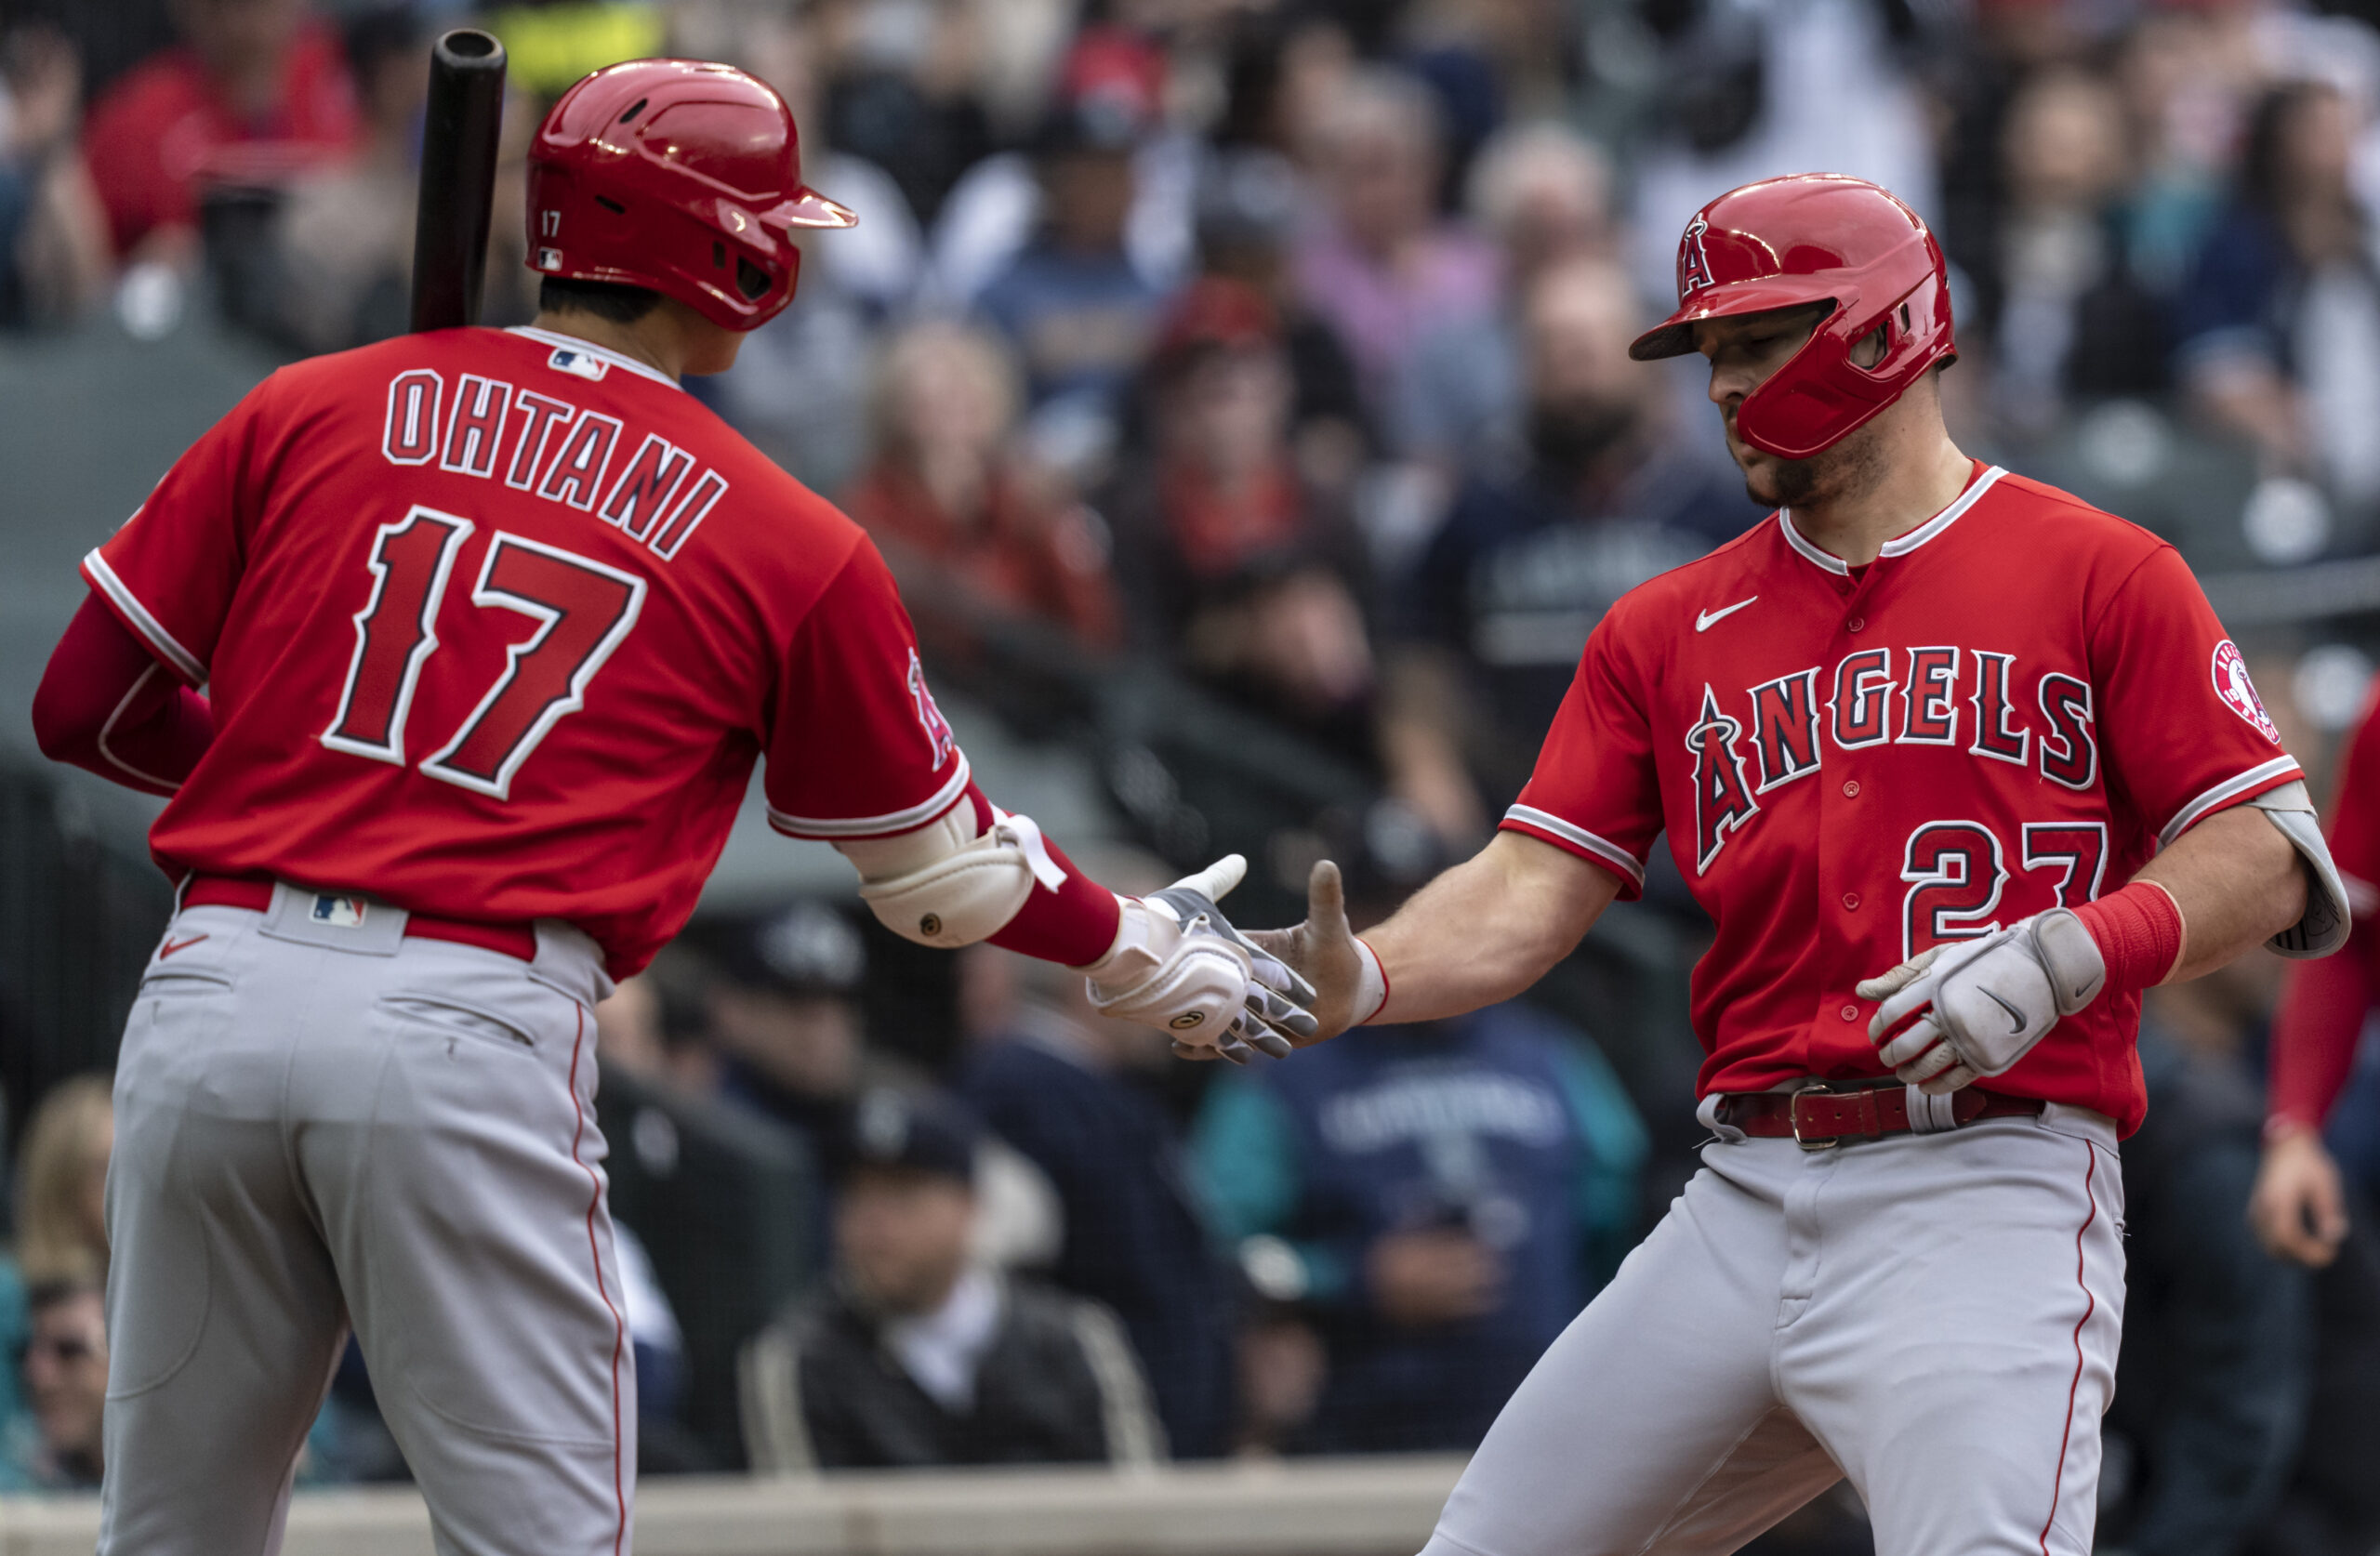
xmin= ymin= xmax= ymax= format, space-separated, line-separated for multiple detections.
xmin=2157 ymin=754 xmax=2303 ymax=847
xmin=1503 ymin=804 xmax=1648 ymax=887
xmin=506 ymin=326 xmax=683 ymax=390
xmin=85 ymin=548 xmax=206 ymax=683
xmin=768 ymin=754 xmax=972 ymax=839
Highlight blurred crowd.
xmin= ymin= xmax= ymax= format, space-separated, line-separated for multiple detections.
xmin=17 ymin=0 xmax=2380 ymax=1548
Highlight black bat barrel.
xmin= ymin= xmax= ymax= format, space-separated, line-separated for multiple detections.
xmin=409 ymin=29 xmax=509 ymax=333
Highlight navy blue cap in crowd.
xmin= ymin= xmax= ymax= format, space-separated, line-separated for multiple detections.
xmin=845 ymin=1088 xmax=980 ymax=1187
xmin=714 ymin=900 xmax=867 ymax=997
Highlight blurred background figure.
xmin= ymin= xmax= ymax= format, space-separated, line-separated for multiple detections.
xmin=80 ymin=0 xmax=357 ymax=270
xmin=1385 ymin=256 xmax=1756 ymax=847
xmin=2178 ymin=80 xmax=2380 ymax=545
xmin=1291 ymin=66 xmax=1498 ymax=415
xmin=739 ymin=1087 xmax=1161 ymax=1471
xmin=1105 ymin=276 xmax=1379 ymax=757
xmin=958 ymin=941 xmax=1238 ymax=1458
xmin=11 ymin=1075 xmax=111 ymax=1288
xmin=1391 ymin=120 xmax=1619 ymax=476
xmin=269 ymin=5 xmax=425 ymax=352
xmin=0 ymin=24 xmax=109 ymax=328
xmin=0 ymin=1276 xmax=106 ymax=1492
xmin=842 ymin=318 xmax=1122 ymax=656
xmin=1193 ymin=1004 xmax=1644 ymax=1454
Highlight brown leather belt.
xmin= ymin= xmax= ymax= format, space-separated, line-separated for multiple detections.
xmin=1723 ymin=1083 xmax=2044 ymax=1149
xmin=183 ymin=876 xmax=538 ymax=963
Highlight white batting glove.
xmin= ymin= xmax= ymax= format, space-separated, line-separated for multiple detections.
xmin=1857 ymin=909 xmax=2107 ymax=1093
xmin=1078 ymin=855 xmax=1319 ymax=1064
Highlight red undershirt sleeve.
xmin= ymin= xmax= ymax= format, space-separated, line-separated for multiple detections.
xmin=32 ymin=591 xmax=216 ymax=798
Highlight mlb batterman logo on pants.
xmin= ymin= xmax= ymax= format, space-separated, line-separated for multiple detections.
xmin=1236 ymin=171 xmax=2350 ymax=1556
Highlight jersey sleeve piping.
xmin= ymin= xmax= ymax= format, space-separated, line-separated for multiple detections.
xmin=1501 ymin=804 xmax=1647 ymax=888
xmin=82 ymin=548 xmax=206 ymax=684
xmin=2157 ymin=753 xmax=2304 ymax=847
xmin=767 ymin=752 xmax=972 ymax=839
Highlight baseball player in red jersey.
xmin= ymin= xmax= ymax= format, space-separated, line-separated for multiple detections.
xmin=2249 ymin=692 xmax=2380 ymax=1267
xmin=1246 ymin=174 xmax=2351 ymax=1556
xmin=28 ymin=60 xmax=1310 ymax=1556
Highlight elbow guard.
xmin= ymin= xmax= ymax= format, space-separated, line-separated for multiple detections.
xmin=2248 ymin=780 xmax=2351 ymax=958
xmin=837 ymin=802 xmax=1067 ymax=950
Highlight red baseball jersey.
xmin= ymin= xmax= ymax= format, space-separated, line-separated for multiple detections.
xmin=1503 ymin=464 xmax=2302 ymax=1134
xmin=85 ymin=325 xmax=971 ymax=978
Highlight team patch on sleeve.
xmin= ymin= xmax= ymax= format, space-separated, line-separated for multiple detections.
xmin=907 ymin=649 xmax=957 ymax=768
xmin=2212 ymin=640 xmax=2282 ymax=745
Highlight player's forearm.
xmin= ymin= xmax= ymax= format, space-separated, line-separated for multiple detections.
xmin=2135 ymin=803 xmax=2307 ymax=984
xmin=1366 ymin=831 xmax=1619 ymax=1023
xmin=2268 ymin=926 xmax=2374 ymax=1131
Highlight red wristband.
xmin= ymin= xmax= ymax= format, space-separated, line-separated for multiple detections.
xmin=2073 ymin=881 xmax=2184 ymax=996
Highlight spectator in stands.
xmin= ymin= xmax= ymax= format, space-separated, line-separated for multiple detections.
xmin=695 ymin=902 xmax=872 ymax=1145
xmin=814 ymin=0 xmax=995 ymax=230
xmin=715 ymin=5 xmax=924 ymax=494
xmin=974 ymin=93 xmax=1166 ymax=448
xmin=2177 ymin=79 xmax=2380 ymax=519
xmin=80 ymin=0 xmax=359 ymax=265
xmin=1193 ymin=1004 xmax=1646 ymax=1453
xmin=1104 ymin=277 xmax=1378 ymax=758
xmin=0 ymin=25 xmax=111 ymax=327
xmin=841 ymin=320 xmax=1122 ymax=653
xmin=1194 ymin=147 xmax=1373 ymax=502
xmin=0 ymin=1276 xmax=106 ymax=1491
xmin=1964 ymin=67 xmax=2173 ymax=438
xmin=271 ymin=6 xmax=425 ymax=352
xmin=959 ymin=946 xmax=1238 ymax=1457
xmin=1392 ymin=121 xmax=1619 ymax=471
xmin=1291 ymin=67 xmax=1500 ymax=405
xmin=739 ymin=1088 xmax=1163 ymax=1470
xmin=13 ymin=1075 xmax=112 ymax=1287
xmin=1384 ymin=256 xmax=1754 ymax=844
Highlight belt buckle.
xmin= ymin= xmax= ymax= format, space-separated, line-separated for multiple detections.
xmin=1788 ymin=1086 xmax=1839 ymax=1152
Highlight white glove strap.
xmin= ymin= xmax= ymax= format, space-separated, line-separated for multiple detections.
xmin=1352 ymin=937 xmax=1388 ymax=1026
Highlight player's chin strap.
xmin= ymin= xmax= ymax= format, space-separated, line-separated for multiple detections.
xmin=2246 ymin=781 xmax=2350 ymax=959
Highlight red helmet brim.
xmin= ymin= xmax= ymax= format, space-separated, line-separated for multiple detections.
xmin=1629 ymin=279 xmax=1846 ymax=362
xmin=772 ymin=187 xmax=858 ymax=231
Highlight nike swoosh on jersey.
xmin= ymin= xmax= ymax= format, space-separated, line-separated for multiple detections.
xmin=1696 ymin=597 xmax=1758 ymax=632
xmin=158 ymin=934 xmax=208 ymax=959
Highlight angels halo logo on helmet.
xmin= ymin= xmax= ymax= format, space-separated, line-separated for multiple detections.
xmin=1631 ymin=173 xmax=1956 ymax=461
xmin=526 ymin=59 xmax=856 ymax=332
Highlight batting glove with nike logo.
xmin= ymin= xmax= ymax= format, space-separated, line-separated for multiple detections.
xmin=1857 ymin=908 xmax=2108 ymax=1092
xmin=1079 ymin=855 xmax=1319 ymax=1064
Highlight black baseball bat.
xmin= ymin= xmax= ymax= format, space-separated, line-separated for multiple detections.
xmin=409 ymin=28 xmax=508 ymax=333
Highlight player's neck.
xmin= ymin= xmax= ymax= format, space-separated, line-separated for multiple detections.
xmin=1787 ymin=422 xmax=1976 ymax=568
xmin=529 ymin=309 xmax=686 ymax=382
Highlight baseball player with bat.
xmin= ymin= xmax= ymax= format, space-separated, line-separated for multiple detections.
xmin=30 ymin=56 xmax=1310 ymax=1555
xmin=1248 ymin=175 xmax=2350 ymax=1555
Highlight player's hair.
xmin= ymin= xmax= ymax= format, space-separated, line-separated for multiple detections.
xmin=539 ymin=276 xmax=666 ymax=325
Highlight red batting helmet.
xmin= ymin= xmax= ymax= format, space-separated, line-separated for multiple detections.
xmin=1630 ymin=174 xmax=1955 ymax=460
xmin=526 ymin=59 xmax=854 ymax=332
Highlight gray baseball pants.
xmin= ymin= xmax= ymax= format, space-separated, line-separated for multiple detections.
xmin=1421 ymin=1101 xmax=2125 ymax=1556
xmin=99 ymin=885 xmax=634 ymax=1556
